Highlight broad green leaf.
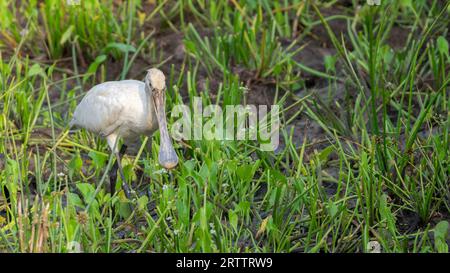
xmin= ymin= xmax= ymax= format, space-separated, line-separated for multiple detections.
xmin=118 ymin=202 xmax=132 ymax=219
xmin=237 ymin=163 xmax=253 ymax=182
xmin=137 ymin=195 xmax=149 ymax=211
xmin=318 ymin=145 xmax=334 ymax=163
xmin=68 ymin=192 xmax=84 ymax=208
xmin=437 ymin=36 xmax=449 ymax=58
xmin=324 ymin=55 xmax=336 ymax=71
xmin=68 ymin=152 xmax=83 ymax=180
xmin=229 ymin=210 xmax=238 ymax=231
xmin=103 ymin=42 xmax=136 ymax=54
xmin=84 ymin=54 xmax=107 ymax=83
xmin=400 ymin=0 xmax=412 ymax=8
xmin=328 ymin=201 xmax=338 ymax=218
xmin=434 ymin=221 xmax=449 ymax=253
xmin=76 ymin=183 xmax=95 ymax=200
xmin=88 ymin=151 xmax=108 ymax=170
xmin=28 ymin=63 xmax=45 ymax=78
xmin=184 ymin=40 xmax=197 ymax=54
xmin=60 ymin=25 xmax=74 ymax=45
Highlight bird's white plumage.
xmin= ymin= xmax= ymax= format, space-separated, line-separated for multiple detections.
xmin=70 ymin=80 xmax=158 ymax=148
xmin=70 ymin=68 xmax=178 ymax=171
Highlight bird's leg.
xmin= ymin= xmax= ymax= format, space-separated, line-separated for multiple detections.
xmin=0 ymin=185 xmax=11 ymax=221
xmin=114 ymin=148 xmax=141 ymax=234
xmin=114 ymin=148 xmax=134 ymax=201
xmin=109 ymin=144 xmax=127 ymax=197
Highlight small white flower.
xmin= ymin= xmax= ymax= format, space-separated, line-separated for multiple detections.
xmin=174 ymin=229 xmax=179 ymax=235
xmin=240 ymin=87 xmax=250 ymax=94
xmin=210 ymin=229 xmax=216 ymax=235
xmin=367 ymin=0 xmax=381 ymax=5
xmin=367 ymin=241 xmax=381 ymax=253
xmin=222 ymin=183 xmax=229 ymax=188
xmin=66 ymin=0 xmax=80 ymax=5
xmin=57 ymin=172 xmax=65 ymax=178
xmin=162 ymin=184 xmax=169 ymax=191
xmin=67 ymin=241 xmax=82 ymax=253
xmin=20 ymin=29 xmax=29 ymax=37
xmin=154 ymin=168 xmax=168 ymax=175
xmin=166 ymin=216 xmax=172 ymax=222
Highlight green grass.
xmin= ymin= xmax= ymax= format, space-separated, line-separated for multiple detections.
xmin=0 ymin=0 xmax=449 ymax=253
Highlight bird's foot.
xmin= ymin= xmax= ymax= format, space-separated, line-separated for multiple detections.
xmin=121 ymin=182 xmax=134 ymax=200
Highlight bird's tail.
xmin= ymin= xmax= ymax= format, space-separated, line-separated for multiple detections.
xmin=69 ymin=118 xmax=76 ymax=128
xmin=68 ymin=118 xmax=80 ymax=135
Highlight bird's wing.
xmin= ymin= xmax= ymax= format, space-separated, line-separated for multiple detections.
xmin=71 ymin=84 xmax=125 ymax=136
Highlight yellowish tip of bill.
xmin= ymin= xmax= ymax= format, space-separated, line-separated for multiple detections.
xmin=161 ymin=161 xmax=178 ymax=170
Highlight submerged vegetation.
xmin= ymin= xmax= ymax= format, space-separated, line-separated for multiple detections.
xmin=0 ymin=0 xmax=449 ymax=253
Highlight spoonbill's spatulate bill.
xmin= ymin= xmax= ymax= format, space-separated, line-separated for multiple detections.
xmin=70 ymin=68 xmax=178 ymax=197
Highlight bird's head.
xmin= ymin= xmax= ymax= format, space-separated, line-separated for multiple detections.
xmin=145 ymin=68 xmax=178 ymax=170
xmin=147 ymin=68 xmax=166 ymax=91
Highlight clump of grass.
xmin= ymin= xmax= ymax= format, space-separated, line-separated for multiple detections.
xmin=0 ymin=0 xmax=141 ymax=61
xmin=40 ymin=0 xmax=140 ymax=60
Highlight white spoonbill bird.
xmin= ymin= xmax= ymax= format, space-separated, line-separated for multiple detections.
xmin=69 ymin=68 xmax=178 ymax=198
